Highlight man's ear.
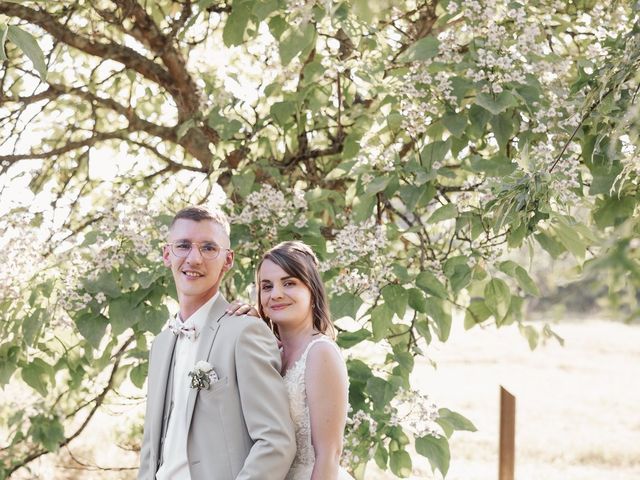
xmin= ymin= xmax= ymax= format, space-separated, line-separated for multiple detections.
xmin=162 ymin=245 xmax=172 ymax=267
xmin=222 ymin=250 xmax=235 ymax=273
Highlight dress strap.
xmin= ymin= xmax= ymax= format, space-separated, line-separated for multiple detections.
xmin=300 ymin=336 xmax=341 ymax=364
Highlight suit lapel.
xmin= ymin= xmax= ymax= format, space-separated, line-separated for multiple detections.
xmin=149 ymin=329 xmax=177 ymax=458
xmin=185 ymin=295 xmax=230 ymax=430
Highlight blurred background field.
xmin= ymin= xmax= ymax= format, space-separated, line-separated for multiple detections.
xmin=8 ymin=317 xmax=639 ymax=480
xmin=370 ymin=318 xmax=640 ymax=480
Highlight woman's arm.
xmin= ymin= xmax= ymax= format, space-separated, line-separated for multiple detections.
xmin=306 ymin=342 xmax=349 ymax=480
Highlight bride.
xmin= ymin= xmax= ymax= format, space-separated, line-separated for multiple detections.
xmin=237 ymin=240 xmax=354 ymax=480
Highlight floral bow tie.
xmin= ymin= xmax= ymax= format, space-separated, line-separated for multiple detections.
xmin=168 ymin=316 xmax=198 ymax=341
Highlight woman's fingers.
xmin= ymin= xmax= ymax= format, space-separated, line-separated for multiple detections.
xmin=226 ymin=301 xmax=259 ymax=317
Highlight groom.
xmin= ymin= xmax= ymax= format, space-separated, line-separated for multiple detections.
xmin=138 ymin=206 xmax=296 ymax=480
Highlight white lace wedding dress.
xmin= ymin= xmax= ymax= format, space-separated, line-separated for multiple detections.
xmin=283 ymin=336 xmax=355 ymax=480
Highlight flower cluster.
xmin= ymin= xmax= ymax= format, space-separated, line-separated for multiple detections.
xmin=231 ymin=185 xmax=308 ymax=240
xmin=388 ymin=387 xmax=440 ymax=438
xmin=341 ymin=408 xmax=379 ymax=469
xmin=322 ymin=219 xmax=393 ymax=297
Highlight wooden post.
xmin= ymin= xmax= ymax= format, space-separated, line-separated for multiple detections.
xmin=499 ymin=386 xmax=516 ymax=480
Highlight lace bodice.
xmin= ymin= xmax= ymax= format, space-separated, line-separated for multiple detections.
xmin=282 ymin=337 xmax=352 ymax=480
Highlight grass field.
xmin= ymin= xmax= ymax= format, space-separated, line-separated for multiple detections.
xmin=367 ymin=319 xmax=640 ymax=479
xmin=7 ymin=319 xmax=640 ymax=479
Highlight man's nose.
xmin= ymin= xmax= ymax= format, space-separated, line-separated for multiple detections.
xmin=185 ymin=245 xmax=204 ymax=263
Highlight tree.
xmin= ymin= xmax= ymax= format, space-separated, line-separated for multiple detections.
xmin=1 ymin=0 xmax=639 ymax=478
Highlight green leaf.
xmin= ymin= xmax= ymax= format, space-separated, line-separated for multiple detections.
xmin=551 ymin=220 xmax=585 ymax=260
xmin=0 ymin=25 xmax=8 ymax=61
xmin=420 ymin=139 xmax=450 ymax=168
xmin=389 ymin=449 xmax=412 ymax=477
xmin=442 ymin=113 xmax=467 ymax=138
xmin=222 ymin=1 xmax=253 ymax=46
xmin=371 ymin=304 xmax=394 ymax=341
xmin=109 ymin=297 xmax=144 ymax=334
xmin=535 ymin=231 xmax=566 ymax=258
xmin=436 ymin=408 xmax=477 ymax=438
xmin=130 ymin=361 xmax=148 ymax=388
xmin=407 ymin=288 xmax=427 ymax=313
xmin=464 ymin=299 xmax=492 ymax=329
xmin=443 ymin=256 xmax=471 ymax=294
xmin=366 ymin=376 xmax=396 ymax=408
xmin=76 ymin=312 xmax=109 ymax=348
xmin=137 ymin=303 xmax=170 ymax=334
xmin=484 ymin=278 xmax=511 ymax=321
xmin=279 ymin=22 xmax=316 ymax=64
xmin=427 ymin=203 xmax=458 ymax=224
xmin=366 ymin=175 xmax=391 ymax=195
xmin=252 ymin=0 xmax=279 ymax=21
xmin=374 ymin=444 xmax=389 ymax=469
xmin=399 ymin=36 xmax=440 ymax=62
xmin=330 ymin=292 xmax=363 ymax=320
xmin=382 ymin=284 xmax=408 ymax=318
xmin=28 ymin=414 xmax=65 ymax=452
xmin=337 ymin=328 xmax=371 ymax=349
xmin=519 ymin=324 xmax=539 ymax=350
xmin=21 ymin=359 xmax=51 ymax=397
xmin=416 ymin=434 xmax=450 ymax=476
xmin=475 ymin=91 xmax=518 ymax=115
xmin=270 ymin=100 xmax=297 ymax=127
xmin=7 ymin=25 xmax=47 ymax=80
xmin=425 ymin=298 xmax=451 ymax=342
xmin=490 ymin=113 xmax=514 ymax=149
xmin=416 ymin=271 xmax=447 ymax=299
xmin=514 ymin=266 xmax=540 ymax=296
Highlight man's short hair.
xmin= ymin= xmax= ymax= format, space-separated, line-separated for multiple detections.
xmin=170 ymin=206 xmax=230 ymax=235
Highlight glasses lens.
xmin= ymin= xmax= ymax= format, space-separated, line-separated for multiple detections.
xmin=199 ymin=243 xmax=221 ymax=259
xmin=171 ymin=241 xmax=192 ymax=257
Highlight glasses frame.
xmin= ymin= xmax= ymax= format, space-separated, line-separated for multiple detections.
xmin=165 ymin=241 xmax=232 ymax=260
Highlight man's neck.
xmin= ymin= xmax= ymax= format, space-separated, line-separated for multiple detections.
xmin=178 ymin=290 xmax=219 ymax=321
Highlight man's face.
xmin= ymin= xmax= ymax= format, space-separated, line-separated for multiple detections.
xmin=163 ymin=218 xmax=233 ymax=305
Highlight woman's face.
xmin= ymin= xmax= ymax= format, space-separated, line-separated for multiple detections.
xmin=258 ymin=259 xmax=313 ymax=331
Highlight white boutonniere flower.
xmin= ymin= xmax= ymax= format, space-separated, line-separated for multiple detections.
xmin=188 ymin=360 xmax=218 ymax=390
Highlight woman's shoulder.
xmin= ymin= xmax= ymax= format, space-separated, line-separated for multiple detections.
xmin=304 ymin=336 xmax=346 ymax=371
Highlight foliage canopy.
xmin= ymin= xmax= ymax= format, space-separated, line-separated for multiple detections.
xmin=1 ymin=0 xmax=639 ymax=478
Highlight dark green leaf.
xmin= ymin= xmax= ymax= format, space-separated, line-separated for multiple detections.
xmin=76 ymin=312 xmax=109 ymax=348
xmin=464 ymin=299 xmax=492 ymax=329
xmin=130 ymin=361 xmax=148 ymax=388
xmin=389 ymin=449 xmax=412 ymax=477
xmin=399 ymin=36 xmax=440 ymax=62
xmin=475 ymin=91 xmax=518 ymax=115
xmin=484 ymin=278 xmax=511 ymax=321
xmin=427 ymin=203 xmax=458 ymax=224
xmin=21 ymin=359 xmax=51 ymax=397
xmin=407 ymin=288 xmax=427 ymax=313
xmin=416 ymin=434 xmax=450 ymax=476
xmin=416 ymin=271 xmax=447 ymax=299
xmin=371 ymin=304 xmax=394 ymax=341
xmin=337 ymin=329 xmax=371 ymax=349
xmin=330 ymin=292 xmax=363 ymax=320
xmin=222 ymin=1 xmax=253 ymax=46
xmin=7 ymin=25 xmax=47 ymax=79
xmin=382 ymin=284 xmax=408 ymax=318
xmin=270 ymin=100 xmax=297 ymax=127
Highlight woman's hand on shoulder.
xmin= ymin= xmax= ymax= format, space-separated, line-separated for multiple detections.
xmin=226 ymin=300 xmax=259 ymax=317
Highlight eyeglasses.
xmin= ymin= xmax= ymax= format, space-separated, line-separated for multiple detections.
xmin=166 ymin=241 xmax=231 ymax=260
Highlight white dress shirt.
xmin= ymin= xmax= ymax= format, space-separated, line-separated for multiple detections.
xmin=156 ymin=293 xmax=219 ymax=480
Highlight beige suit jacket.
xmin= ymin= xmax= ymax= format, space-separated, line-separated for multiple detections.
xmin=138 ymin=295 xmax=296 ymax=480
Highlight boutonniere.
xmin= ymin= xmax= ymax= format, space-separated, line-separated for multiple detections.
xmin=188 ymin=360 xmax=218 ymax=390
